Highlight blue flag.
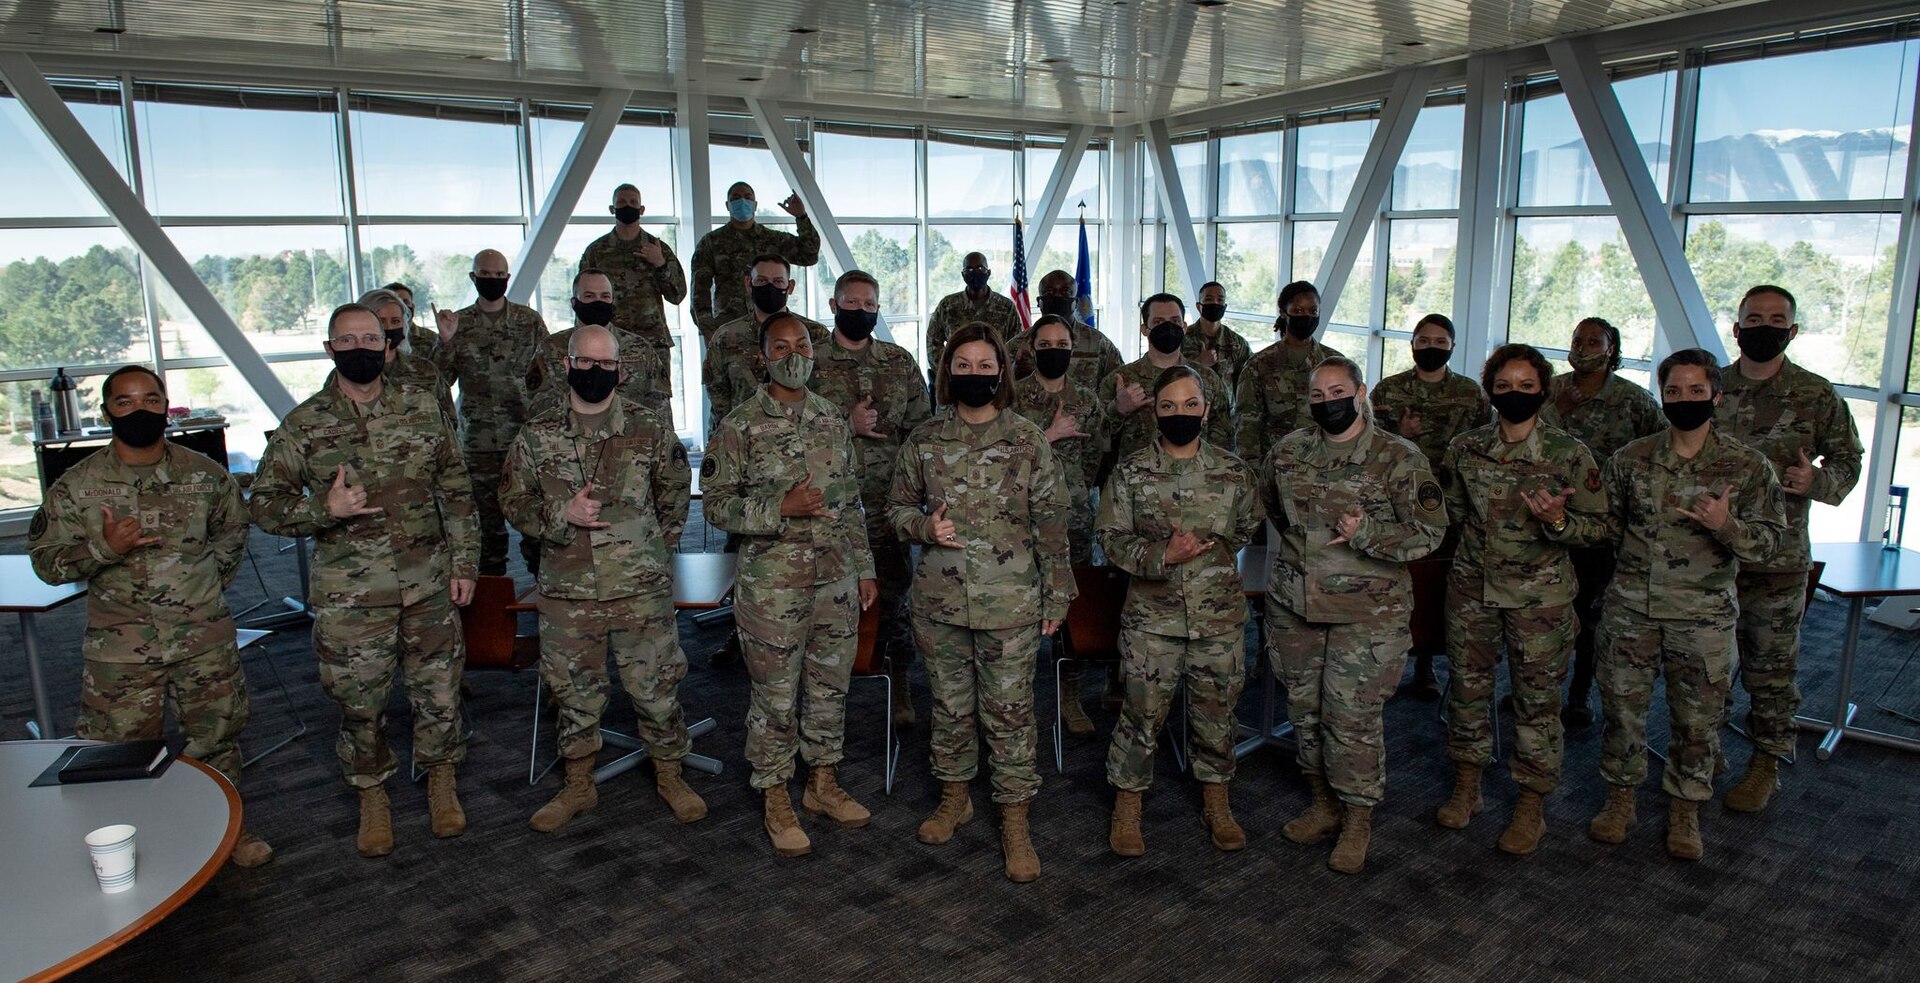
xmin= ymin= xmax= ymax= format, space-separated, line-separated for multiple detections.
xmin=1075 ymin=208 xmax=1095 ymax=328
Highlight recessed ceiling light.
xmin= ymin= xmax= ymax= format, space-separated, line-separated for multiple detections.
xmin=1400 ymin=40 xmax=1426 ymax=47
xmin=93 ymin=26 xmax=125 ymax=34
xmin=739 ymin=76 xmax=763 ymax=82
xmin=947 ymin=95 xmax=970 ymax=99
xmin=1192 ymin=0 xmax=1230 ymax=7
xmin=1138 ymin=51 xmax=1155 ymax=58
xmin=1223 ymin=81 xmax=1246 ymax=87
xmin=789 ymin=27 xmax=817 ymax=35
xmin=1039 ymin=57 xmax=1064 ymax=65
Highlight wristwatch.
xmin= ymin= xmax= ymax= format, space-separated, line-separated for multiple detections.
xmin=1547 ymin=515 xmax=1569 ymax=534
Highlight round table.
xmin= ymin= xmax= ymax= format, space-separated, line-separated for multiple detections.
xmin=0 ymin=740 xmax=239 ymax=982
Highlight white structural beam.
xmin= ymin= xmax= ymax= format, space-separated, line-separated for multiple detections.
xmin=0 ymin=50 xmax=296 ymax=418
xmin=1452 ymin=54 xmax=1506 ymax=366
xmin=509 ymin=87 xmax=631 ymax=305
xmin=1548 ymin=37 xmax=1724 ymax=361
xmin=1026 ymin=124 xmax=1093 ymax=271
xmin=1315 ymin=64 xmax=1437 ymax=327
xmin=746 ymin=98 xmax=893 ymax=342
xmin=1144 ymin=119 xmax=1208 ymax=299
xmin=1859 ymin=71 xmax=1920 ymax=541
xmin=1111 ymin=125 xmax=1145 ymax=350
xmin=673 ymin=88 xmax=713 ymax=440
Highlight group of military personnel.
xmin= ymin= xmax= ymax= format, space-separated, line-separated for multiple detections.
xmin=26 ymin=177 xmax=1855 ymax=884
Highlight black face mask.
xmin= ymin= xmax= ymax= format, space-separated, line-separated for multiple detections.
xmin=384 ymin=329 xmax=406 ymax=350
xmin=1148 ymin=321 xmax=1184 ymax=354
xmin=751 ymin=282 xmax=789 ymax=315
xmin=1157 ymin=412 xmax=1204 ymax=447
xmin=472 ymin=275 xmax=509 ymax=301
xmin=1736 ymin=325 xmax=1791 ymax=363
xmin=949 ymin=372 xmax=1000 ymax=408
xmin=1039 ymin=296 xmax=1075 ymax=319
xmin=1310 ymin=396 xmax=1359 ymax=435
xmin=1413 ymin=346 xmax=1453 ymax=372
xmin=612 ymin=205 xmax=642 ymax=225
xmin=572 ymin=299 xmax=615 ymax=326
xmin=1283 ymin=314 xmax=1319 ymax=340
xmin=834 ymin=308 xmax=877 ymax=343
xmin=567 ymin=365 xmax=620 ymax=404
xmin=962 ymin=270 xmax=990 ymax=292
xmin=1663 ymin=399 xmax=1716 ymax=432
xmin=1034 ymin=347 xmax=1073 ymax=380
xmin=1489 ymin=389 xmax=1548 ymax=424
xmin=333 ymin=347 xmax=386 ymax=386
xmin=108 ymin=408 xmax=168 ymax=448
xmin=1197 ymin=302 xmax=1227 ymax=323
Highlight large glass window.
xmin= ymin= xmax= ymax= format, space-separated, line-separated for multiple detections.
xmin=708 ymin=138 xmax=793 ymax=220
xmin=1516 ymin=70 xmax=1675 ymax=208
xmin=1217 ymin=129 xmax=1283 ymax=216
xmin=0 ymin=229 xmax=152 ymax=370
xmin=359 ymin=225 xmax=524 ymax=320
xmin=817 ymin=128 xmax=917 ymax=218
xmin=1385 ymin=218 xmax=1457 ymax=332
xmin=1509 ymin=216 xmax=1655 ymax=360
xmin=350 ymin=95 xmax=522 ymax=217
xmin=1295 ymin=117 xmax=1376 ymax=214
xmin=1393 ymin=104 xmax=1463 ymax=211
xmin=0 ymin=83 xmax=128 ymax=218
xmin=1290 ymin=220 xmax=1374 ymax=329
xmin=811 ymin=225 xmax=918 ymax=322
xmin=153 ymin=225 xmax=352 ymax=359
xmin=137 ymin=87 xmax=341 ymax=217
xmin=927 ymin=224 xmax=1014 ymax=301
xmin=927 ymin=135 xmax=1014 ymax=218
xmin=530 ymin=113 xmax=676 ymax=218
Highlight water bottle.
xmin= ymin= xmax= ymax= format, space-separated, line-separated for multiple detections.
xmin=50 ymin=367 xmax=81 ymax=435
xmin=32 ymin=390 xmax=56 ymax=440
xmin=1885 ymin=485 xmax=1908 ymax=551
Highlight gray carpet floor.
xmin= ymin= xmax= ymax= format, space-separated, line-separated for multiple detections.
xmin=4 ymin=511 xmax=1918 ymax=981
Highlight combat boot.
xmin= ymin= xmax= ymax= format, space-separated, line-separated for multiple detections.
xmin=1588 ymin=784 xmax=1636 ymax=844
xmin=763 ymin=783 xmax=812 ymax=858
xmin=654 ymin=758 xmax=708 ymax=823
xmin=427 ymin=764 xmax=466 ymax=838
xmin=890 ymin=656 xmax=916 ymax=729
xmin=230 ymin=828 xmax=274 ymax=868
xmin=1201 ymin=782 xmax=1246 ymax=851
xmin=357 ymin=785 xmax=393 ymax=858
xmin=802 ymin=766 xmax=871 ymax=829
xmin=1666 ymin=798 xmax=1703 ymax=861
xmin=529 ymin=755 xmax=597 ymax=833
xmin=917 ymin=781 xmax=975 ymax=845
xmin=1404 ymin=653 xmax=1440 ymax=701
xmin=1328 ymin=805 xmax=1373 ymax=874
xmin=1497 ymin=789 xmax=1547 ymax=856
xmin=1001 ymin=801 xmax=1040 ymax=883
xmin=1282 ymin=772 xmax=1343 ymax=844
xmin=1108 ymin=789 xmax=1145 ymax=856
xmin=1435 ymin=762 xmax=1484 ymax=829
xmin=1724 ymin=754 xmax=1780 ymax=813
xmin=1061 ymin=667 xmax=1095 ymax=737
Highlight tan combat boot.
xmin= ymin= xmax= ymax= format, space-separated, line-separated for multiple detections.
xmin=1587 ymin=784 xmax=1637 ymax=844
xmin=1061 ymin=667 xmax=1095 ymax=737
xmin=917 ymin=780 xmax=975 ymax=845
xmin=1001 ymin=801 xmax=1041 ymax=883
xmin=802 ymin=765 xmax=872 ymax=829
xmin=1201 ymin=782 xmax=1247 ymax=852
xmin=427 ymin=764 xmax=466 ymax=838
xmin=1328 ymin=804 xmax=1373 ymax=874
xmin=357 ymin=785 xmax=394 ymax=858
xmin=1282 ymin=772 xmax=1343 ymax=844
xmin=654 ymin=757 xmax=709 ymax=823
xmin=1497 ymin=789 xmax=1547 ymax=856
xmin=230 ymin=828 xmax=274 ymax=868
xmin=1435 ymin=762 xmax=1484 ymax=829
xmin=890 ymin=658 xmax=916 ymax=730
xmin=1108 ymin=788 xmax=1146 ymax=856
xmin=1723 ymin=754 xmax=1779 ymax=813
xmin=764 ymin=783 xmax=812 ymax=858
xmin=529 ymin=755 xmax=597 ymax=833
xmin=1666 ymin=798 xmax=1703 ymax=861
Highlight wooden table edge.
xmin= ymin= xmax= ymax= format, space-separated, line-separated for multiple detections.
xmin=21 ymin=745 xmax=242 ymax=983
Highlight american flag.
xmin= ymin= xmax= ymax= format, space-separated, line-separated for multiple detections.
xmin=1010 ymin=209 xmax=1032 ymax=330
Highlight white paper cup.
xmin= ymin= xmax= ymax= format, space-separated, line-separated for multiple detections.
xmin=86 ymin=824 xmax=137 ymax=894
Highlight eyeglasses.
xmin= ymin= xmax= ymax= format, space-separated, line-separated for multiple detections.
xmin=567 ymin=356 xmax=620 ymax=371
xmin=329 ymin=334 xmax=387 ymax=350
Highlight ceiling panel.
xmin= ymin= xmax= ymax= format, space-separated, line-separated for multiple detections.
xmin=1 ymin=0 xmax=1751 ymax=123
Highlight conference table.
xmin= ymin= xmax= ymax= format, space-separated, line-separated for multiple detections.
xmin=1 ymin=739 xmax=239 ymax=982
xmin=1797 ymin=542 xmax=1920 ymax=760
xmin=1 ymin=555 xmax=88 ymax=739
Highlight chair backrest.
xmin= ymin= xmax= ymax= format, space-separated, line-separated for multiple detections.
xmin=1407 ymin=556 xmax=1449 ymax=653
xmin=852 ymin=599 xmax=883 ymax=675
xmin=1063 ymin=565 xmax=1128 ymax=662
xmin=462 ymin=575 xmax=535 ymax=672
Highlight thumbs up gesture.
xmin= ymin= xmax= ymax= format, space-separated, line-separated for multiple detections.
xmin=929 ymin=502 xmax=961 ymax=548
xmin=850 ymin=396 xmax=882 ymax=438
xmin=327 ymin=464 xmax=385 ymax=519
xmin=565 ymin=481 xmax=611 ymax=529
xmin=780 ymin=473 xmax=831 ymax=518
xmin=1783 ymin=447 xmax=1816 ymax=496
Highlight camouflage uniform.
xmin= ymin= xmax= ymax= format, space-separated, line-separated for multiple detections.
xmin=1235 ymin=337 xmax=1346 ymax=473
xmin=29 ymin=443 xmax=252 ymax=786
xmin=689 ymin=218 xmax=821 ymax=338
xmin=1261 ymin=422 xmax=1447 ymax=807
xmin=432 ymin=300 xmax=549 ymax=575
xmin=1006 ymin=317 xmax=1124 ymax=395
xmin=701 ymin=313 xmax=830 ymax=433
xmin=1182 ymin=322 xmax=1253 ymax=394
xmin=1096 ymin=441 xmax=1264 ymax=791
xmin=580 ymin=228 xmax=688 ymax=401
xmin=1439 ymin=423 xmax=1607 ymax=792
xmin=926 ymin=289 xmax=1023 ymax=391
xmin=1717 ymin=357 xmax=1861 ymax=756
xmin=501 ymin=398 xmax=693 ymax=764
xmin=809 ymin=335 xmax=934 ymax=665
xmin=1369 ymin=368 xmax=1491 ymax=486
xmin=528 ymin=323 xmax=666 ymax=421
xmin=888 ymin=410 xmax=1075 ymax=804
xmin=1012 ymin=374 xmax=1110 ymax=563
xmin=1597 ymin=429 xmax=1786 ymax=802
xmin=324 ymin=352 xmax=454 ymax=424
xmin=703 ymin=387 xmax=875 ymax=789
xmin=1102 ymin=356 xmax=1235 ymax=461
xmin=250 ymin=382 xmax=480 ymax=788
